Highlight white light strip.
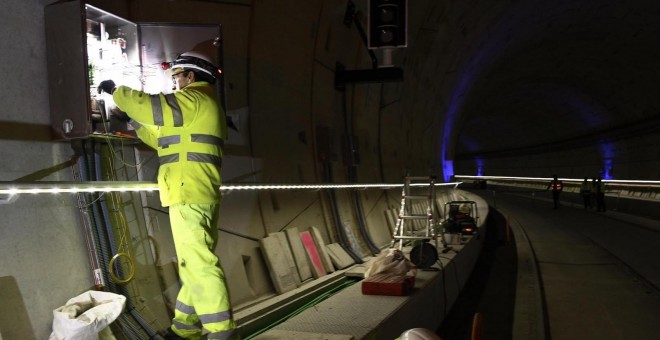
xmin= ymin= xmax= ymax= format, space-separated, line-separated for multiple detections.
xmin=0 ymin=182 xmax=160 ymax=195
xmin=455 ymin=175 xmax=660 ymax=185
xmin=0 ymin=181 xmax=462 ymax=195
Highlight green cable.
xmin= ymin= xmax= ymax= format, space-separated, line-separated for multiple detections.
xmin=244 ymin=279 xmax=358 ymax=339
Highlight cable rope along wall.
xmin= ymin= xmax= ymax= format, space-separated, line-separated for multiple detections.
xmin=353 ymin=191 xmax=381 ymax=255
xmin=323 ymin=162 xmax=364 ymax=263
xmin=73 ymin=151 xmax=105 ymax=289
xmin=101 ymin=140 xmax=137 ymax=286
xmin=101 ymin=139 xmax=163 ymax=338
xmin=0 ymin=181 xmax=462 ymax=197
xmin=71 ymin=139 xmax=159 ymax=339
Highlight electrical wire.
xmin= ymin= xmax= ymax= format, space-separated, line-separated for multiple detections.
xmin=243 ymin=279 xmax=357 ymax=339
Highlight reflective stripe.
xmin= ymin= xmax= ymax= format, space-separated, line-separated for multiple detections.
xmin=188 ymin=152 xmax=222 ymax=166
xmin=199 ymin=311 xmax=232 ymax=324
xmin=128 ymin=119 xmax=141 ymax=130
xmin=207 ymin=328 xmax=238 ymax=340
xmin=165 ymin=94 xmax=184 ymax=126
xmin=158 ymin=135 xmax=181 ymax=149
xmin=191 ymin=134 xmax=224 ymax=146
xmin=172 ymin=320 xmax=201 ymax=331
xmin=150 ymin=95 xmax=164 ymax=126
xmin=175 ymin=300 xmax=196 ymax=315
xmin=160 ymin=154 xmax=179 ymax=164
xmin=159 ymin=153 xmax=221 ymax=165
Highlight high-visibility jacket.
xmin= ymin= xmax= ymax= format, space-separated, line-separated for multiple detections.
xmin=113 ymin=82 xmax=226 ymax=206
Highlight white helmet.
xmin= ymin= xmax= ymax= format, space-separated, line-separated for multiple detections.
xmin=169 ymin=51 xmax=219 ymax=80
xmin=399 ymin=328 xmax=441 ymax=340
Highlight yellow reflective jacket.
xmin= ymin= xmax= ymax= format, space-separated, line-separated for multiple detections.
xmin=113 ymin=82 xmax=225 ymax=206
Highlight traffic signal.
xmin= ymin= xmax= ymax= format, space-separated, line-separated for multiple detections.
xmin=368 ymin=0 xmax=407 ymax=49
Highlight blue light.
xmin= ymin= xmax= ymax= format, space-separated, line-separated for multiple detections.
xmin=598 ymin=142 xmax=615 ymax=180
xmin=603 ymin=158 xmax=613 ymax=180
xmin=476 ymin=158 xmax=484 ymax=176
xmin=442 ymin=160 xmax=454 ymax=182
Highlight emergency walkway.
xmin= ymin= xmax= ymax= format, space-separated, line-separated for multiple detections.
xmin=235 ymin=186 xmax=660 ymax=340
xmin=236 ymin=189 xmax=490 ymax=339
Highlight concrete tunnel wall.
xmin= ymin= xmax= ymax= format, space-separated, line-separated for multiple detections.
xmin=1 ymin=0 xmax=657 ymax=339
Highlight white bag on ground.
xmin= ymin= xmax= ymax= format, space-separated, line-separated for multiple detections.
xmin=49 ymin=290 xmax=126 ymax=340
xmin=364 ymin=248 xmax=416 ymax=278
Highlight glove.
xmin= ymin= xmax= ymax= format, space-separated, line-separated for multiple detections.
xmin=97 ymin=80 xmax=116 ymax=95
xmin=110 ymin=107 xmax=130 ymax=122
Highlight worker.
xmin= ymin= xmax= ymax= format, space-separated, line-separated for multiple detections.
xmin=98 ymin=51 xmax=239 ymax=340
xmin=580 ymin=177 xmax=592 ymax=209
xmin=591 ymin=177 xmax=598 ymax=208
xmin=546 ymin=174 xmax=563 ymax=209
xmin=595 ymin=176 xmax=606 ymax=212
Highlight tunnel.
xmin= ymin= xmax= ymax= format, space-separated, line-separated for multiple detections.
xmin=0 ymin=0 xmax=659 ymax=339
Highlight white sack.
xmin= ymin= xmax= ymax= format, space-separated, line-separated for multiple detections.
xmin=364 ymin=248 xmax=416 ymax=278
xmin=49 ymin=290 xmax=126 ymax=340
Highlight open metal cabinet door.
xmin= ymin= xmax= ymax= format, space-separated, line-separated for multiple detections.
xmin=137 ymin=23 xmax=225 ymax=112
xmin=45 ymin=0 xmax=224 ymax=140
xmin=45 ymin=1 xmax=140 ymax=140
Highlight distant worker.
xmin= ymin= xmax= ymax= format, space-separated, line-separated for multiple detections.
xmin=546 ymin=174 xmax=563 ymax=209
xmin=595 ymin=176 xmax=606 ymax=212
xmin=580 ymin=177 xmax=592 ymax=209
xmin=98 ymin=51 xmax=239 ymax=340
xmin=591 ymin=177 xmax=598 ymax=208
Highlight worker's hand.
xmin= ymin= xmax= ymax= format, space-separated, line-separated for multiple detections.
xmin=110 ymin=107 xmax=130 ymax=122
xmin=97 ymin=80 xmax=116 ymax=95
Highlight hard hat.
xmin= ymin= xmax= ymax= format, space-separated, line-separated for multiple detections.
xmin=399 ymin=328 xmax=441 ymax=340
xmin=169 ymin=51 xmax=219 ymax=79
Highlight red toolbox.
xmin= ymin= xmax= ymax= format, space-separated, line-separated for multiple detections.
xmin=361 ymin=274 xmax=415 ymax=296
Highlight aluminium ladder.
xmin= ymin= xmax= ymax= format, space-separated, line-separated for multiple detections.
xmin=391 ymin=176 xmax=443 ymax=251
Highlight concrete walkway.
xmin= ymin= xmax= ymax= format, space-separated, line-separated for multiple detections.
xmin=485 ymin=190 xmax=660 ymax=340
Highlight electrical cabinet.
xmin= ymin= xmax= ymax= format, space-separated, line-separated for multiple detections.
xmin=45 ymin=1 xmax=224 ymax=140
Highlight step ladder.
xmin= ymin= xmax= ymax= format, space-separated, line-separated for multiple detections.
xmin=390 ymin=176 xmax=444 ymax=251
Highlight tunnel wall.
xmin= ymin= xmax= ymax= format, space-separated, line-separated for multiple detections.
xmin=1 ymin=1 xmax=657 ymax=339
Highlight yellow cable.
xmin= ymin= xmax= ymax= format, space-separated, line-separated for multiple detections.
xmin=109 ymin=252 xmax=135 ymax=285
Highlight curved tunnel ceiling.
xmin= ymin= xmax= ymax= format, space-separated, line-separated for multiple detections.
xmin=434 ymin=0 xmax=660 ymax=161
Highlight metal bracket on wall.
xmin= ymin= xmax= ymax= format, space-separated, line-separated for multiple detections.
xmin=334 ymin=62 xmax=403 ymax=90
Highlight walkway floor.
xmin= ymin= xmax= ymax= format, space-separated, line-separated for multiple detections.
xmin=474 ymin=189 xmax=660 ymax=340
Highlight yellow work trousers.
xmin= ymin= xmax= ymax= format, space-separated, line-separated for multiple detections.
xmin=169 ymin=203 xmax=239 ymax=340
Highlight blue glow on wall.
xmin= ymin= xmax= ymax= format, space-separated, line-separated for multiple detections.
xmin=442 ymin=160 xmax=454 ymax=182
xmin=476 ymin=158 xmax=484 ymax=176
xmin=603 ymin=158 xmax=613 ymax=180
xmin=599 ymin=142 xmax=615 ymax=180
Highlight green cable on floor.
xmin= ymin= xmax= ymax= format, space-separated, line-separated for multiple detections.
xmin=244 ymin=279 xmax=358 ymax=339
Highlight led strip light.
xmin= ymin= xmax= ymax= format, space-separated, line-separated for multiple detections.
xmin=0 ymin=181 xmax=462 ymax=195
xmin=455 ymin=175 xmax=660 ymax=187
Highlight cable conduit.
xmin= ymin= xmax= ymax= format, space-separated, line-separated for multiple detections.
xmin=353 ymin=191 xmax=380 ymax=255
